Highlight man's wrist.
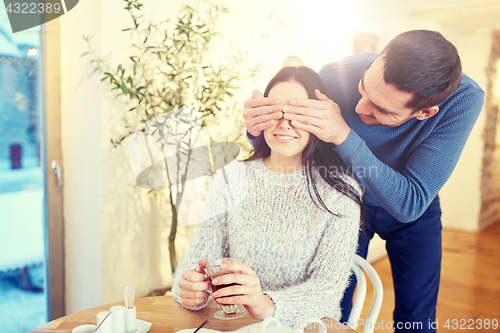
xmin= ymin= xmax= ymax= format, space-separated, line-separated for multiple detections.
xmin=331 ymin=127 xmax=351 ymax=146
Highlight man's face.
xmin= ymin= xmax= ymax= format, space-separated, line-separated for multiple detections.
xmin=355 ymin=56 xmax=417 ymax=127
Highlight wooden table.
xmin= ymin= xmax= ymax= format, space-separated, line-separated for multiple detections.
xmin=29 ymin=296 xmax=355 ymax=333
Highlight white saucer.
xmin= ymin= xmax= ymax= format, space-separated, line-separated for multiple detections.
xmin=131 ymin=319 xmax=153 ymax=333
xmin=71 ymin=319 xmax=151 ymax=333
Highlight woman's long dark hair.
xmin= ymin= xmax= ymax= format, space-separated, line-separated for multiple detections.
xmin=245 ymin=66 xmax=364 ymax=218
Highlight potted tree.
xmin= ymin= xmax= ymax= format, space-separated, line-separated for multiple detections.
xmin=83 ymin=0 xmax=261 ymax=276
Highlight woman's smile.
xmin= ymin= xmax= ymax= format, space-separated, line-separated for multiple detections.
xmin=273 ymin=133 xmax=298 ymax=143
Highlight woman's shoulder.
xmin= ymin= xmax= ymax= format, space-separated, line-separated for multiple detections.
xmin=224 ymin=158 xmax=267 ymax=181
xmin=202 ymin=160 xmax=250 ymax=219
xmin=212 ymin=159 xmax=248 ymax=177
xmin=208 ymin=159 xmax=252 ymax=198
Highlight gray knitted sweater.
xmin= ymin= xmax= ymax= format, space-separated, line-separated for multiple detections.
xmin=171 ymin=158 xmax=361 ymax=322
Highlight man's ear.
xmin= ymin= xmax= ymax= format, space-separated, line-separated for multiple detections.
xmin=414 ymin=106 xmax=439 ymax=120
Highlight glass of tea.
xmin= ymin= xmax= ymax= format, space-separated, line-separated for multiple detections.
xmin=206 ymin=257 xmax=247 ymax=320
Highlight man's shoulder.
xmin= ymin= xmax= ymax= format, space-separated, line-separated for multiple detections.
xmin=441 ymin=73 xmax=485 ymax=113
xmin=459 ymin=73 xmax=484 ymax=94
xmin=319 ymin=53 xmax=378 ymax=76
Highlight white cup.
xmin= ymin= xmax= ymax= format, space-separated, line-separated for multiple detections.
xmin=96 ymin=311 xmax=113 ymax=333
xmin=110 ymin=305 xmax=126 ymax=333
xmin=72 ymin=324 xmax=97 ymax=333
xmin=125 ymin=306 xmax=137 ymax=332
xmin=248 ymin=317 xmax=327 ymax=333
xmin=249 ymin=317 xmax=299 ymax=333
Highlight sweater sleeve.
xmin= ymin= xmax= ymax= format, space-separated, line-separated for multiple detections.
xmin=264 ymin=195 xmax=360 ymax=322
xmin=333 ymin=87 xmax=484 ymax=222
xmin=170 ymin=171 xmax=231 ymax=310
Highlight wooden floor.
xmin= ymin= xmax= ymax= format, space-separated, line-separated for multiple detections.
xmin=357 ymin=221 xmax=500 ymax=332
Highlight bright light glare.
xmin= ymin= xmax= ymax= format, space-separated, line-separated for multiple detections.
xmin=290 ymin=0 xmax=366 ymax=69
xmin=27 ymin=48 xmax=38 ymax=57
xmin=294 ymin=0 xmax=365 ymax=38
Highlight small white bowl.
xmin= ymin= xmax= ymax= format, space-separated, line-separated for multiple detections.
xmin=72 ymin=324 xmax=97 ymax=333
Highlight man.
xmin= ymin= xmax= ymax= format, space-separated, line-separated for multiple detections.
xmin=243 ymin=30 xmax=484 ymax=332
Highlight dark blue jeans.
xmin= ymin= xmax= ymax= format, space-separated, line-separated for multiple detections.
xmin=340 ymin=196 xmax=442 ymax=333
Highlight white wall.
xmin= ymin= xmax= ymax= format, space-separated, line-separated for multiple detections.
xmin=60 ymin=0 xmax=103 ymax=314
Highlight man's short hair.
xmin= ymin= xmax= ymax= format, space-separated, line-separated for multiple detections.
xmin=381 ymin=30 xmax=462 ymax=112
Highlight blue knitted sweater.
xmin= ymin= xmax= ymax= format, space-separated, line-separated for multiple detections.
xmin=319 ymin=53 xmax=484 ymax=222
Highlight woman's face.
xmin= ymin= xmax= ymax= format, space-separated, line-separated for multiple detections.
xmin=264 ymin=80 xmax=311 ymax=162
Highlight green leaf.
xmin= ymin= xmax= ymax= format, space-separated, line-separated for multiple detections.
xmin=121 ymin=83 xmax=129 ymax=95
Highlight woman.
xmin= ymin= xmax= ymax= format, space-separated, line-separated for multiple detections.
xmin=171 ymin=66 xmax=363 ymax=323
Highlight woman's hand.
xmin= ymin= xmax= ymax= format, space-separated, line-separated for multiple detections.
xmin=178 ymin=258 xmax=210 ymax=307
xmin=243 ymin=90 xmax=283 ymax=137
xmin=211 ymin=258 xmax=275 ymax=320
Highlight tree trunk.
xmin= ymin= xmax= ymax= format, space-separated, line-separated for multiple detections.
xmin=168 ymin=190 xmax=178 ymax=275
